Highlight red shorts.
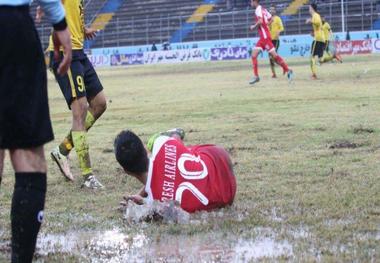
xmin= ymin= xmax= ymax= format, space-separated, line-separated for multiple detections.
xmin=255 ymin=38 xmax=275 ymax=51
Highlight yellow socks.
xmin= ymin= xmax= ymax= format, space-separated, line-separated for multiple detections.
xmin=72 ymin=131 xmax=92 ymax=177
xmin=58 ymin=136 xmax=74 ymax=156
xmin=58 ymin=111 xmax=96 ymax=156
xmin=84 ymin=111 xmax=96 ymax=130
xmin=311 ymin=57 xmax=317 ymax=75
xmin=320 ymin=52 xmax=334 ymax=63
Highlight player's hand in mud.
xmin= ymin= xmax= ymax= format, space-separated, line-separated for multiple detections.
xmin=120 ymin=194 xmax=145 ymax=207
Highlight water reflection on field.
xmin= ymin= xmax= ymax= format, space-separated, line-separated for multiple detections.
xmin=34 ymin=228 xmax=293 ymax=262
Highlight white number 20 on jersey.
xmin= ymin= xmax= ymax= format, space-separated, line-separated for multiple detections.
xmin=175 ymin=153 xmax=209 ymax=206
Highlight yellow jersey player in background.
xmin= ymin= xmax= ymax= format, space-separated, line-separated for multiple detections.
xmin=322 ymin=17 xmax=342 ymax=63
xmin=268 ymin=5 xmax=284 ymax=78
xmin=38 ymin=0 xmax=107 ymax=189
xmin=306 ymin=3 xmax=326 ymax=79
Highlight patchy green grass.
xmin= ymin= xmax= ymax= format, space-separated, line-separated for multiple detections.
xmin=1 ymin=55 xmax=380 ymax=262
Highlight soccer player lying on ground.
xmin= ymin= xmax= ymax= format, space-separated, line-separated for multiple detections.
xmin=249 ymin=0 xmax=293 ymax=85
xmin=114 ymin=129 xmax=237 ymax=213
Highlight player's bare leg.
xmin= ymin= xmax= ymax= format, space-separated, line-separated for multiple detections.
xmin=250 ymin=48 xmax=261 ymax=85
xmin=88 ymin=91 xmax=107 ymax=120
xmin=9 ymin=147 xmax=47 ymax=263
xmin=0 ymin=150 xmax=4 ymax=186
xmin=268 ymin=49 xmax=293 ymax=82
xmin=10 ymin=148 xmax=47 ymax=173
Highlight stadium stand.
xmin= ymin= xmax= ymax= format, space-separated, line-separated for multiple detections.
xmin=92 ymin=0 xmax=207 ymax=47
xmin=186 ymin=0 xmax=378 ymax=41
xmin=31 ymin=0 xmax=379 ymax=49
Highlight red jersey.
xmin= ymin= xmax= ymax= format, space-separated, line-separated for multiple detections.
xmin=255 ymin=5 xmax=272 ymax=40
xmin=145 ymin=136 xmax=237 ymax=213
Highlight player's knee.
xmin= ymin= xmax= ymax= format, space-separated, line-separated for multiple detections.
xmin=10 ymin=147 xmax=47 ymax=173
xmin=91 ymin=99 xmax=107 ymax=120
xmin=98 ymin=99 xmax=107 ymax=115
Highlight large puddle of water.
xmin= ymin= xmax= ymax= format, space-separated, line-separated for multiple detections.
xmin=1 ymin=202 xmax=293 ymax=262
xmin=32 ymin=228 xmax=293 ymax=262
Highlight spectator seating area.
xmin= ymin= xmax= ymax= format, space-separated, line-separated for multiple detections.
xmin=32 ymin=0 xmax=379 ymax=49
xmin=92 ymin=0 xmax=207 ymax=47
xmin=187 ymin=0 xmax=377 ymax=42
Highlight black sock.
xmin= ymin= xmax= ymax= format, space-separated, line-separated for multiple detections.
xmin=11 ymin=172 xmax=47 ymax=263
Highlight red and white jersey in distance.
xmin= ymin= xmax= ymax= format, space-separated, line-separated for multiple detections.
xmin=255 ymin=5 xmax=272 ymax=40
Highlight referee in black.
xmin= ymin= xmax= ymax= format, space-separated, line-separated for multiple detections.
xmin=0 ymin=1 xmax=72 ymax=262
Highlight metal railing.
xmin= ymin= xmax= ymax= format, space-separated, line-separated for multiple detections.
xmin=36 ymin=0 xmax=379 ymax=48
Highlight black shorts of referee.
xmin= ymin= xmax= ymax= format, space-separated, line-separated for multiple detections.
xmin=0 ymin=5 xmax=54 ymax=149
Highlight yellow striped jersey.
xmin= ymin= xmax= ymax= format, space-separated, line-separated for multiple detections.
xmin=312 ymin=12 xmax=325 ymax=42
xmin=322 ymin=22 xmax=331 ymax=42
xmin=49 ymin=0 xmax=85 ymax=50
xmin=269 ymin=15 xmax=284 ymax=40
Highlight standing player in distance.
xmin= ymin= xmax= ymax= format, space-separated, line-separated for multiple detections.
xmin=249 ymin=0 xmax=293 ymax=85
xmin=306 ymin=3 xmax=324 ymax=79
xmin=322 ymin=17 xmax=342 ymax=63
xmin=114 ymin=129 xmax=237 ymax=213
xmin=0 ymin=0 xmax=72 ymax=262
xmin=47 ymin=0 xmax=108 ymax=189
xmin=268 ymin=5 xmax=284 ymax=78
xmin=306 ymin=3 xmax=340 ymax=79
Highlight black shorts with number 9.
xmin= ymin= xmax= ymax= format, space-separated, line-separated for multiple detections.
xmin=50 ymin=50 xmax=103 ymax=109
xmin=311 ymin=41 xmax=325 ymax=58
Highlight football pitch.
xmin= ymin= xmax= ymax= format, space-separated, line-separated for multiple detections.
xmin=0 ymin=55 xmax=379 ymax=262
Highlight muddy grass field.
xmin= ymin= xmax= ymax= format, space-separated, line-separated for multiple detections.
xmin=1 ymin=55 xmax=380 ymax=262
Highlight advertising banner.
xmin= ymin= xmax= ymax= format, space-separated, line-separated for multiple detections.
xmin=110 ymin=53 xmax=144 ymax=66
xmin=143 ymin=49 xmax=210 ymax=64
xmin=210 ymin=47 xmax=249 ymax=61
xmin=335 ymin=40 xmax=372 ymax=55
xmin=372 ymin=38 xmax=380 ymax=53
xmin=87 ymin=54 xmax=111 ymax=67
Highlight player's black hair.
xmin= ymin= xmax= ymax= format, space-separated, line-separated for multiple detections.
xmin=114 ymin=130 xmax=149 ymax=174
xmin=311 ymin=3 xmax=318 ymax=12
